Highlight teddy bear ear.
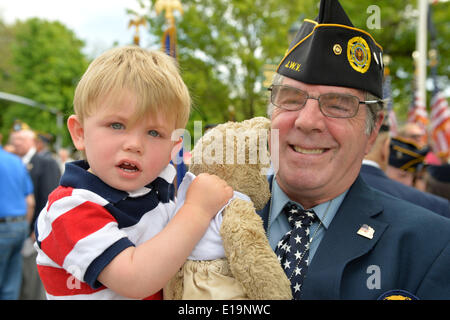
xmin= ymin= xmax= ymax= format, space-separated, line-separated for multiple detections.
xmin=242 ymin=117 xmax=271 ymax=130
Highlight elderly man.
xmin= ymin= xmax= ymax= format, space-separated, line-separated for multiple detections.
xmin=259 ymin=0 xmax=450 ymax=299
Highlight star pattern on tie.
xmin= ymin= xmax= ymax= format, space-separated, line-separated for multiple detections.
xmin=275 ymin=202 xmax=317 ymax=299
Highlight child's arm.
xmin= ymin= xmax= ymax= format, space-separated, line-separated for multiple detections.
xmin=97 ymin=173 xmax=233 ymax=299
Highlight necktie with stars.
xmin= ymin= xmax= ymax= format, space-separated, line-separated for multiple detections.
xmin=274 ymin=202 xmax=317 ymax=299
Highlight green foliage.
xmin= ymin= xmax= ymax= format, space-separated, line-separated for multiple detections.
xmin=144 ymin=0 xmax=449 ymax=130
xmin=1 ymin=1 xmax=449 ymax=147
xmin=1 ymin=18 xmax=88 ymax=147
xmin=145 ymin=0 xmax=316 ymax=130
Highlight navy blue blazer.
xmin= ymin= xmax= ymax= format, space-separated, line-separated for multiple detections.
xmin=28 ymin=152 xmax=61 ymax=233
xmin=360 ymin=164 xmax=450 ymax=218
xmin=258 ymin=175 xmax=450 ymax=299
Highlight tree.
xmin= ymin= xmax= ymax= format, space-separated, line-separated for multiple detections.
xmin=2 ymin=18 xmax=88 ymax=147
xmin=142 ymin=0 xmax=315 ymax=130
xmin=140 ymin=0 xmax=449 ymax=129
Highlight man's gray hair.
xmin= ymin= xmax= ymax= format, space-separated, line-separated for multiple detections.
xmin=267 ymin=74 xmax=383 ymax=135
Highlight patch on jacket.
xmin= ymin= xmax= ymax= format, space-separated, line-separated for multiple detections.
xmin=378 ymin=289 xmax=419 ymax=300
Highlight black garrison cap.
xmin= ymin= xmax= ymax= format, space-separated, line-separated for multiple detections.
xmin=389 ymin=137 xmax=429 ymax=172
xmin=277 ymin=0 xmax=384 ymax=98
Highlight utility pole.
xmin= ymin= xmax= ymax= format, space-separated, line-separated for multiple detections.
xmin=416 ymin=0 xmax=428 ymax=109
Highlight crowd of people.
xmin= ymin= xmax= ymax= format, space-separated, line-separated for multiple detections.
xmin=0 ymin=123 xmax=74 ymax=299
xmin=1 ymin=0 xmax=449 ymax=300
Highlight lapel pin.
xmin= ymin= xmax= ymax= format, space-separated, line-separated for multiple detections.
xmin=357 ymin=224 xmax=375 ymax=239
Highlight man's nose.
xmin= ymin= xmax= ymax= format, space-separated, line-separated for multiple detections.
xmin=293 ymin=99 xmax=327 ymax=132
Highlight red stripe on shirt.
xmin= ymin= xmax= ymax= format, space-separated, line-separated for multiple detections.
xmin=47 ymin=186 xmax=74 ymax=211
xmin=41 ymin=201 xmax=116 ymax=266
xmin=143 ymin=290 xmax=162 ymax=300
xmin=37 ymin=265 xmax=105 ymax=296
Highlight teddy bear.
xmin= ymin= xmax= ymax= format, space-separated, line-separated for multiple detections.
xmin=163 ymin=117 xmax=292 ymax=300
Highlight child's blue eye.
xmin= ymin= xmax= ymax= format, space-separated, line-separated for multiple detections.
xmin=110 ymin=123 xmax=124 ymax=130
xmin=148 ymin=130 xmax=160 ymax=137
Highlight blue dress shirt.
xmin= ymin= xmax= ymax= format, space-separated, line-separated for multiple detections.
xmin=267 ymin=177 xmax=347 ymax=262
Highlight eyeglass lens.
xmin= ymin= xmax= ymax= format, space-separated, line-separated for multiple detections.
xmin=271 ymin=85 xmax=359 ymax=118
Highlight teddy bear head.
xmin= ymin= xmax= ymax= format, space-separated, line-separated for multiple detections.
xmin=189 ymin=117 xmax=272 ymax=211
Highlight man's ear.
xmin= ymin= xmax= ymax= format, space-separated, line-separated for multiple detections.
xmin=67 ymin=115 xmax=85 ymax=151
xmin=365 ymin=112 xmax=384 ymax=155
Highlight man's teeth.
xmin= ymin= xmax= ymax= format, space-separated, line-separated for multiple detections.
xmin=293 ymin=146 xmax=325 ymax=154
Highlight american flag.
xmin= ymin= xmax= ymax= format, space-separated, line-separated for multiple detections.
xmin=382 ymin=74 xmax=398 ymax=136
xmin=407 ymin=89 xmax=429 ymax=132
xmin=430 ymin=90 xmax=450 ymax=159
xmin=162 ymin=22 xmax=186 ymax=187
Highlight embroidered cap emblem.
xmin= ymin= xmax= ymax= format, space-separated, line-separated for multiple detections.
xmin=347 ymin=37 xmax=371 ymax=74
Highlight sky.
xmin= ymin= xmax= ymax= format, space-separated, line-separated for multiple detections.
xmin=0 ymin=0 xmax=156 ymax=57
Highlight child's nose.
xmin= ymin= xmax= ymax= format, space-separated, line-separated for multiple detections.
xmin=123 ymin=132 xmax=144 ymax=154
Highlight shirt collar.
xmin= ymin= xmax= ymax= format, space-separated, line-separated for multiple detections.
xmin=269 ymin=177 xmax=348 ymax=229
xmin=61 ymin=160 xmax=176 ymax=203
xmin=362 ymin=159 xmax=380 ymax=169
xmin=22 ymin=147 xmax=36 ymax=164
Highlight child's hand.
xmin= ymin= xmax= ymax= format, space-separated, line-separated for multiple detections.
xmin=184 ymin=173 xmax=233 ymax=219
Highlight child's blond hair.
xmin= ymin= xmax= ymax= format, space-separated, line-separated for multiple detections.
xmin=73 ymin=46 xmax=191 ymax=129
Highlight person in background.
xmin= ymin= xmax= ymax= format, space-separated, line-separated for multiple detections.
xmin=425 ymin=164 xmax=450 ymax=201
xmin=259 ymin=0 xmax=450 ymax=299
xmin=361 ymin=122 xmax=450 ymax=218
xmin=397 ymin=123 xmax=427 ymax=149
xmin=0 ymin=133 xmax=34 ymax=299
xmin=57 ymin=148 xmax=74 ymax=174
xmin=35 ymin=133 xmax=54 ymax=158
xmin=9 ymin=124 xmax=61 ymax=300
xmin=386 ymin=137 xmax=428 ymax=187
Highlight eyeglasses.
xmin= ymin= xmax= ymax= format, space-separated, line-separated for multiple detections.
xmin=268 ymin=84 xmax=381 ymax=118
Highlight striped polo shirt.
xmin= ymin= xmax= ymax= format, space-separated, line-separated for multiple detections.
xmin=35 ymin=160 xmax=176 ymax=299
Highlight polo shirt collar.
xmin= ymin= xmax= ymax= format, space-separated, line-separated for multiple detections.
xmin=61 ymin=160 xmax=176 ymax=204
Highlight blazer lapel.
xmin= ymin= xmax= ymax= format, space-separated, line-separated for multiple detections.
xmin=301 ymin=176 xmax=388 ymax=299
xmin=257 ymin=175 xmax=274 ymax=232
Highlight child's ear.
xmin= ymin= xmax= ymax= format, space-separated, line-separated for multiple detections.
xmin=170 ymin=136 xmax=183 ymax=162
xmin=67 ymin=115 xmax=85 ymax=151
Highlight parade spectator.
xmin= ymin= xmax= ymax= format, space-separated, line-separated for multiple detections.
xmin=259 ymin=0 xmax=450 ymax=299
xmin=397 ymin=122 xmax=427 ymax=149
xmin=57 ymin=148 xmax=74 ymax=174
xmin=9 ymin=125 xmax=61 ymax=300
xmin=425 ymin=164 xmax=450 ymax=201
xmin=0 ymin=133 xmax=34 ymax=299
xmin=361 ymin=123 xmax=450 ymax=218
xmin=386 ymin=137 xmax=428 ymax=187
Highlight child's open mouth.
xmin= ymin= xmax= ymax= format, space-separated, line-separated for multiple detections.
xmin=118 ymin=161 xmax=140 ymax=173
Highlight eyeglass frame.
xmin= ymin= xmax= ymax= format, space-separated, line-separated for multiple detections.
xmin=267 ymin=84 xmax=382 ymax=119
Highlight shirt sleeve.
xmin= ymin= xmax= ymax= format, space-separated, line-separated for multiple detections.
xmin=37 ymin=187 xmax=134 ymax=289
xmin=174 ymin=172 xmax=251 ymax=260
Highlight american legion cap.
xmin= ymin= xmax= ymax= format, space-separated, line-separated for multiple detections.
xmin=389 ymin=137 xmax=429 ymax=173
xmin=277 ymin=0 xmax=384 ymax=98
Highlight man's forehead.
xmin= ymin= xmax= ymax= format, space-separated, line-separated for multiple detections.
xmin=12 ymin=130 xmax=35 ymax=140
